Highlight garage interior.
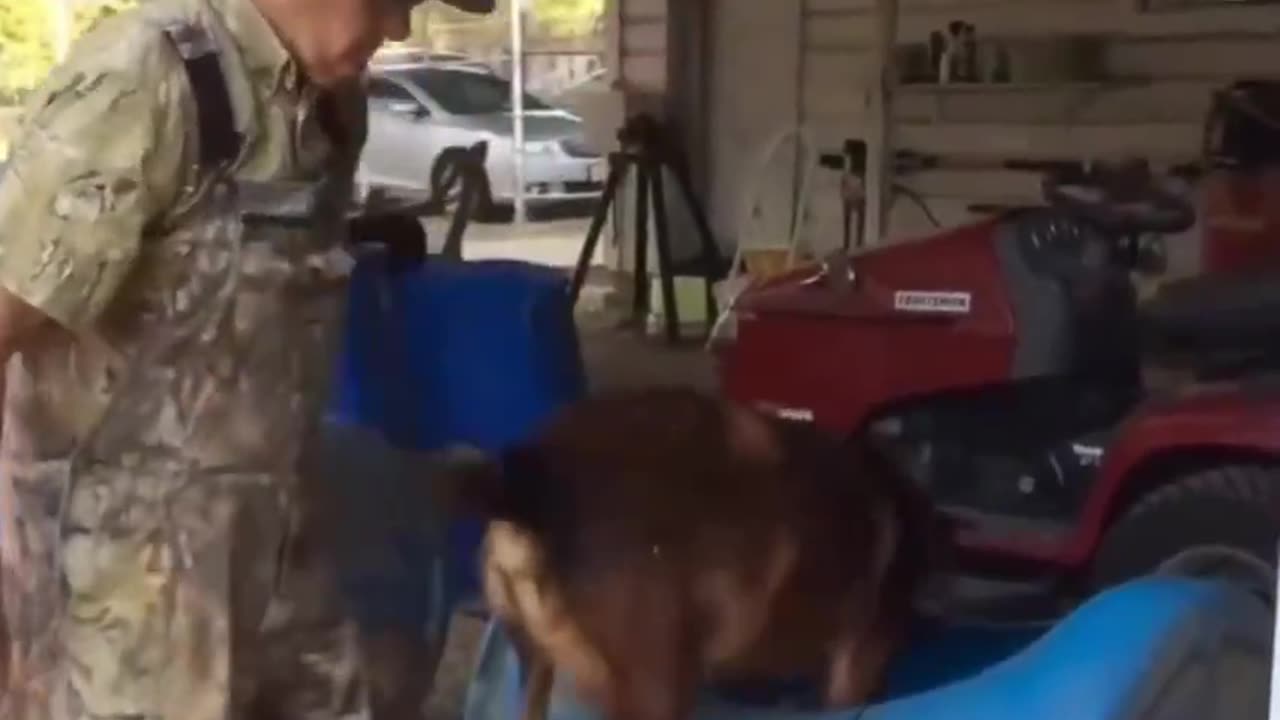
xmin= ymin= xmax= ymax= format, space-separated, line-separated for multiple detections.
xmin=614 ymin=0 xmax=1276 ymax=254
xmin=3 ymin=0 xmax=1278 ymax=715
xmin=409 ymin=0 xmax=1280 ymax=717
xmin=570 ymin=0 xmax=1280 ymax=385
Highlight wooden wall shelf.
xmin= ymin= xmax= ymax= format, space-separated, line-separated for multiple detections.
xmin=897 ymin=80 xmax=1148 ymax=93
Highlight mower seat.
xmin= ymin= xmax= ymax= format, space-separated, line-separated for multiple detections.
xmin=463 ymin=578 xmax=1270 ymax=720
xmin=1142 ymin=272 xmax=1280 ymax=353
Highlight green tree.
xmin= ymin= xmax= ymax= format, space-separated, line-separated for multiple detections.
xmin=529 ymin=0 xmax=603 ymax=38
xmin=409 ymin=0 xmax=604 ymax=50
xmin=0 ymin=0 xmax=136 ymax=101
xmin=0 ymin=0 xmax=55 ymax=100
xmin=75 ymin=0 xmax=134 ymax=36
xmin=411 ymin=1 xmax=507 ymax=51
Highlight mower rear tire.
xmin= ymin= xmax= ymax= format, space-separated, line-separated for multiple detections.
xmin=1091 ymin=465 xmax=1280 ymax=601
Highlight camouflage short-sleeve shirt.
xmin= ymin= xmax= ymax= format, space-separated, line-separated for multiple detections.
xmin=0 ymin=0 xmax=366 ymax=462
xmin=0 ymin=0 xmax=366 ymax=331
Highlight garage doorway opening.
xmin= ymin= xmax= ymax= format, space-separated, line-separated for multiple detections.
xmin=372 ymin=0 xmax=616 ymax=274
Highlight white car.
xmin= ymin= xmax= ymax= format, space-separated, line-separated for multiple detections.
xmin=371 ymin=47 xmax=492 ymax=73
xmin=357 ymin=64 xmax=607 ymax=215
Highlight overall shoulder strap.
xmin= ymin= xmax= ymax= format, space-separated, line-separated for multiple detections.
xmin=160 ymin=22 xmax=242 ymax=172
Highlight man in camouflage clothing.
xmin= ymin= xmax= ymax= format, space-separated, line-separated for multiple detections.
xmin=0 ymin=0 xmax=492 ymax=716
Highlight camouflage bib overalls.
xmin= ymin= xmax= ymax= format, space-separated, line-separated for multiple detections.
xmin=0 ymin=18 xmax=371 ymax=720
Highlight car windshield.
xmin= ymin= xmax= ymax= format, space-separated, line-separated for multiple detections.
xmin=396 ymin=67 xmax=551 ymax=115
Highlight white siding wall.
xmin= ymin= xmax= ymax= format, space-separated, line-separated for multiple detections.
xmin=586 ymin=0 xmax=670 ymax=151
xmin=592 ymin=0 xmax=668 ymax=273
xmin=707 ymin=0 xmax=1280 ymax=273
xmin=610 ymin=0 xmax=667 ymax=100
xmin=708 ymin=0 xmax=804 ymax=256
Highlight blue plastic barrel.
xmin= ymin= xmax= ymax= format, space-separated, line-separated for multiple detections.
xmin=328 ymin=254 xmax=587 ymax=623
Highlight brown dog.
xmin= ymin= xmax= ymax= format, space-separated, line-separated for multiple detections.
xmin=448 ymin=387 xmax=943 ymax=720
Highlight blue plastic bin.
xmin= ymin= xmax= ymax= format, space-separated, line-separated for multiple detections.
xmin=327 ymin=254 xmax=587 ymax=626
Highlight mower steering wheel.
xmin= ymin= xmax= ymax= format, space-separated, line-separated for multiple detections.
xmin=1042 ymin=163 xmax=1195 ymax=237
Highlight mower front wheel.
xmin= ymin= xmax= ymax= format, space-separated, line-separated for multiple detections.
xmin=1091 ymin=465 xmax=1280 ymax=602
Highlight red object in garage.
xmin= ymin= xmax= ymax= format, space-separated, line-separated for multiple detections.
xmin=720 ymin=219 xmax=1016 ymax=433
xmin=1201 ymin=169 xmax=1280 ymax=275
xmin=714 ymin=162 xmax=1280 ymax=604
xmin=1199 ymin=80 xmax=1280 ymax=275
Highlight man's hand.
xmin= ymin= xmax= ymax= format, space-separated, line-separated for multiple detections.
xmin=0 ymin=288 xmax=50 ymax=590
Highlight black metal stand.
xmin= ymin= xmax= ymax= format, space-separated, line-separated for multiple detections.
xmin=345 ymin=142 xmax=487 ymax=271
xmin=432 ymin=141 xmax=489 ymax=260
xmin=569 ymin=114 xmax=722 ymax=344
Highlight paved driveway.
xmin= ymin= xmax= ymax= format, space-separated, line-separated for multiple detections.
xmin=423 ymin=215 xmax=608 ymax=268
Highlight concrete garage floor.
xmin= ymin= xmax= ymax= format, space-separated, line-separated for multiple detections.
xmin=424 ymin=614 xmax=487 ymax=720
xmin=419 ymin=214 xmax=718 ymax=718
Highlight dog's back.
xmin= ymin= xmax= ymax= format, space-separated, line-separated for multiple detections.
xmin=473 ymin=387 xmax=939 ymax=720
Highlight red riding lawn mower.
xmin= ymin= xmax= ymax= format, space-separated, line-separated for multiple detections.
xmin=711 ymin=154 xmax=1280 ymax=612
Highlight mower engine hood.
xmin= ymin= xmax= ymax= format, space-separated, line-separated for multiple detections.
xmin=734 ymin=218 xmax=1005 ymax=321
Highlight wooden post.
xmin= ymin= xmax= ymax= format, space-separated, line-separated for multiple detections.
xmin=862 ymin=0 xmax=898 ymax=246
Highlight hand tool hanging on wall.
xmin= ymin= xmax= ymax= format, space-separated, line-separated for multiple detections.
xmin=819 ymin=140 xmax=869 ymax=251
xmin=1197 ymin=80 xmax=1280 ymax=274
xmin=933 ymin=21 xmax=978 ymax=84
xmin=819 ymin=139 xmax=949 ymax=244
xmin=569 ymin=114 xmax=723 ymax=344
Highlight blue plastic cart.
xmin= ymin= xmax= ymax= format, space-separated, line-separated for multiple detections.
xmin=321 ymin=254 xmax=586 ymax=633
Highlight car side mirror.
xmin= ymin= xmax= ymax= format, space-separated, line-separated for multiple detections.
xmin=388 ymin=100 xmax=428 ymax=120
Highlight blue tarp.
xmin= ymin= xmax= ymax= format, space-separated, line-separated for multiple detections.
xmin=463 ymin=577 xmax=1273 ymax=720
